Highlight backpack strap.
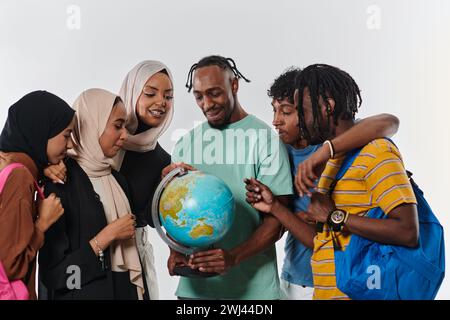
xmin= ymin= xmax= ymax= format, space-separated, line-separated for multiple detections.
xmin=0 ymin=162 xmax=45 ymax=200
xmin=332 ymin=137 xmax=399 ymax=186
xmin=328 ymin=147 xmax=363 ymax=195
xmin=316 ymin=148 xmax=362 ymax=233
xmin=0 ymin=163 xmax=26 ymax=193
xmin=33 ymin=181 xmax=45 ymax=200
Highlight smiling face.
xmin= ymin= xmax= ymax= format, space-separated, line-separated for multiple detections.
xmin=192 ymin=65 xmax=238 ymax=128
xmin=46 ymin=116 xmax=76 ymax=164
xmin=99 ymin=101 xmax=128 ymax=158
xmin=136 ymin=71 xmax=173 ymax=128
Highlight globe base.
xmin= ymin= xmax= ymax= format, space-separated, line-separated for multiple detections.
xmin=173 ymin=265 xmax=219 ymax=278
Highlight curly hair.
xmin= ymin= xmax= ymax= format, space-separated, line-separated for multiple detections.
xmin=267 ymin=67 xmax=301 ymax=104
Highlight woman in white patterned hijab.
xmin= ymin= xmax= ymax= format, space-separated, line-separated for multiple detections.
xmin=114 ymin=60 xmax=174 ymax=169
xmin=115 ymin=61 xmax=176 ymax=300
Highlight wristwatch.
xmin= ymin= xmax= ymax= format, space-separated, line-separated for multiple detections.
xmin=327 ymin=209 xmax=349 ymax=232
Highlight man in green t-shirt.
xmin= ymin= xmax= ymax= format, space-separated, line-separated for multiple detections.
xmin=164 ymin=55 xmax=293 ymax=299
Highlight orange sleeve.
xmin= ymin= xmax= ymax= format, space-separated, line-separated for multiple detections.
xmin=0 ymin=168 xmax=44 ymax=280
xmin=365 ymin=149 xmax=417 ymax=214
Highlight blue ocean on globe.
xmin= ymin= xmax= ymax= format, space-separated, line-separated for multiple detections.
xmin=159 ymin=171 xmax=235 ymax=248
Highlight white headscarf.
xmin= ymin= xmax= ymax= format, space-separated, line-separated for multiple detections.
xmin=113 ymin=61 xmax=174 ymax=169
xmin=70 ymin=88 xmax=144 ymax=299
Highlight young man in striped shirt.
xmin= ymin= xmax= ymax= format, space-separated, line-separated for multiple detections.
xmin=265 ymin=68 xmax=402 ymax=300
xmin=246 ymin=64 xmax=418 ymax=300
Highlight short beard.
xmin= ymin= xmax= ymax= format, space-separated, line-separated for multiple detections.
xmin=208 ymin=121 xmax=227 ymax=130
xmin=206 ymin=106 xmax=233 ymax=130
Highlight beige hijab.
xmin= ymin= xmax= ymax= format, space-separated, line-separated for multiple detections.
xmin=70 ymin=88 xmax=144 ymax=299
xmin=113 ymin=60 xmax=174 ymax=170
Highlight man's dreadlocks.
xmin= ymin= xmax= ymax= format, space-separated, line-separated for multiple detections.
xmin=185 ymin=55 xmax=251 ymax=92
xmin=295 ymin=64 xmax=362 ymax=143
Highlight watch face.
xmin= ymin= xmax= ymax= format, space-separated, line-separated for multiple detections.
xmin=331 ymin=210 xmax=346 ymax=224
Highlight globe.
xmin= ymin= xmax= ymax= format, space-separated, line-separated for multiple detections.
xmin=152 ymin=169 xmax=235 ymax=254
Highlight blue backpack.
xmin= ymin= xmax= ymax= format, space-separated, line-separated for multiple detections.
xmin=332 ymin=139 xmax=445 ymax=300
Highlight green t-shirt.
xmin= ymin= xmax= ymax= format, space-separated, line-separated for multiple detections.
xmin=171 ymin=115 xmax=293 ymax=299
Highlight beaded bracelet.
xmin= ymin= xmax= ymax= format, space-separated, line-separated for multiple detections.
xmin=93 ymin=237 xmax=105 ymax=270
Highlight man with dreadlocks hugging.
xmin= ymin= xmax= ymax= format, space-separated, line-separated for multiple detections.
xmin=164 ymin=55 xmax=293 ymax=300
xmin=246 ymin=64 xmax=418 ymax=300
xmin=246 ymin=67 xmax=400 ymax=300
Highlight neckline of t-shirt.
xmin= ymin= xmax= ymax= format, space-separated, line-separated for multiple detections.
xmin=204 ymin=114 xmax=255 ymax=130
xmin=287 ymin=143 xmax=322 ymax=156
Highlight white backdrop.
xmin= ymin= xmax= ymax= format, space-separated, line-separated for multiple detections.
xmin=1 ymin=0 xmax=449 ymax=299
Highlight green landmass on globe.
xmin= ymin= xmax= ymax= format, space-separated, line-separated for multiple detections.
xmin=158 ymin=171 xmax=234 ymax=248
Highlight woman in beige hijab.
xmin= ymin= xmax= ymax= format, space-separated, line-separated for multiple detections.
xmin=117 ymin=61 xmax=191 ymax=300
xmin=39 ymin=89 xmax=146 ymax=300
xmin=40 ymin=62 xmax=188 ymax=299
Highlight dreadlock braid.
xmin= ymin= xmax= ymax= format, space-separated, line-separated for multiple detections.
xmin=295 ymin=64 xmax=362 ymax=144
xmin=185 ymin=55 xmax=251 ymax=92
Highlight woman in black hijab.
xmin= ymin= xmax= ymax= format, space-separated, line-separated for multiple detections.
xmin=0 ymin=90 xmax=75 ymax=299
xmin=0 ymin=90 xmax=76 ymax=170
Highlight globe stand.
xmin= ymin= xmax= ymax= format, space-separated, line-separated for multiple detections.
xmin=151 ymin=167 xmax=220 ymax=278
xmin=173 ymin=266 xmax=218 ymax=278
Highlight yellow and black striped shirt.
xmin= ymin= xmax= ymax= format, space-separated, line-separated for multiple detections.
xmin=312 ymin=139 xmax=417 ymax=300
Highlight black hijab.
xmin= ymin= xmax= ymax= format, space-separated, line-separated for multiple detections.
xmin=0 ymin=91 xmax=75 ymax=171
